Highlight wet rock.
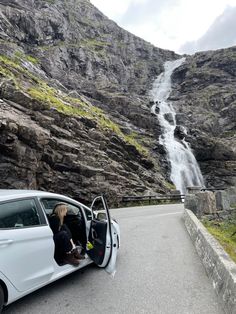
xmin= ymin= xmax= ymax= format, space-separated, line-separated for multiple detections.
xmin=164 ymin=113 xmax=175 ymax=124
xmin=174 ymin=125 xmax=186 ymax=140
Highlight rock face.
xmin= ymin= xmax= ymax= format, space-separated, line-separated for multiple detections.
xmin=171 ymin=49 xmax=236 ymax=189
xmin=0 ymin=0 xmax=178 ymax=204
xmin=185 ymin=191 xmax=217 ymax=217
xmin=0 ymin=0 xmax=235 ymax=204
xmin=0 ymin=0 xmax=176 ymax=94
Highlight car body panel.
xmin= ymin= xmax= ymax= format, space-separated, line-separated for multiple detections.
xmin=0 ymin=226 xmax=55 ymax=292
xmin=0 ymin=190 xmax=120 ymax=308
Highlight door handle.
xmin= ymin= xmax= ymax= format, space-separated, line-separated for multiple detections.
xmin=0 ymin=239 xmax=14 ymax=245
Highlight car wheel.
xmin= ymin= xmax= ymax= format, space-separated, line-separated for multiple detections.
xmin=0 ymin=285 xmax=4 ymax=313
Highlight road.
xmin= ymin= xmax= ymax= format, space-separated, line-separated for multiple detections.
xmin=4 ymin=204 xmax=224 ymax=314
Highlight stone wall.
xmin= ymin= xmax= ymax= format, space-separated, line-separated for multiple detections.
xmin=183 ymin=209 xmax=236 ymax=314
xmin=184 ymin=189 xmax=235 ymax=218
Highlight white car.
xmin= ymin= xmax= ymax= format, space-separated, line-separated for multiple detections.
xmin=0 ymin=190 xmax=120 ymax=313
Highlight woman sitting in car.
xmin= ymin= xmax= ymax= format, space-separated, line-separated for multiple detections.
xmin=49 ymin=203 xmax=84 ymax=266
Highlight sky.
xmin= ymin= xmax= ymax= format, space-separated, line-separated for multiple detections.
xmin=90 ymin=0 xmax=236 ymax=54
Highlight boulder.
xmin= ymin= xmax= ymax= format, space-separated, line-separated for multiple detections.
xmin=163 ymin=113 xmax=175 ymax=125
xmin=214 ymin=190 xmax=230 ymax=211
xmin=174 ymin=125 xmax=186 ymax=140
xmin=196 ymin=191 xmax=217 ymax=215
xmin=185 ymin=191 xmax=217 ymax=217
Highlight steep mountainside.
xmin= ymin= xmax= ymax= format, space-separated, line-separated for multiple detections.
xmin=0 ymin=0 xmax=178 ymax=204
xmin=0 ymin=0 xmax=235 ymax=204
xmin=171 ymin=48 xmax=236 ymax=188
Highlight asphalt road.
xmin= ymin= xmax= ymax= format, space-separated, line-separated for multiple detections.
xmin=4 ymin=204 xmax=224 ymax=314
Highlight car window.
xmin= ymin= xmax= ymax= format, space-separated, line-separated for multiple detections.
xmin=41 ymin=198 xmax=81 ymax=218
xmin=0 ymin=199 xmax=41 ymax=229
xmin=41 ymin=198 xmax=92 ymax=222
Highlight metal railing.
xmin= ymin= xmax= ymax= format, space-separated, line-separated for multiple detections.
xmin=122 ymin=194 xmax=185 ymax=204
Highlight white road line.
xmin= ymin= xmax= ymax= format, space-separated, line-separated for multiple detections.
xmin=155 ymin=211 xmax=183 ymax=217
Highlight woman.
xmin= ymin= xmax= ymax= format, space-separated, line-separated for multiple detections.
xmin=49 ymin=203 xmax=84 ymax=266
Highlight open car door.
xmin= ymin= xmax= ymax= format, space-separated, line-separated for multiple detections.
xmin=87 ymin=195 xmax=117 ymax=274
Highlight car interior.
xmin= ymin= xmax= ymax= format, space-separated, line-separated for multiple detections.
xmin=41 ymin=198 xmax=88 ymax=259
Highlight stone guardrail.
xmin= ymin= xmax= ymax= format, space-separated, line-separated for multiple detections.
xmin=183 ymin=208 xmax=236 ymax=314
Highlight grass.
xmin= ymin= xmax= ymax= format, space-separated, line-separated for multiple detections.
xmin=14 ymin=51 xmax=39 ymax=65
xmin=201 ymin=214 xmax=236 ymax=263
xmin=0 ymin=53 xmax=149 ymax=156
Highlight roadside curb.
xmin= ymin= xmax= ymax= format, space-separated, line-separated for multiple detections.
xmin=183 ymin=209 xmax=236 ymax=314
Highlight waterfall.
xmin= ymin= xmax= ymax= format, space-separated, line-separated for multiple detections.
xmin=150 ymin=58 xmax=204 ymax=194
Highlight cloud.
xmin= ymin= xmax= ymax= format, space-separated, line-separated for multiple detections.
xmin=120 ymin=0 xmax=179 ymax=25
xmin=91 ymin=0 xmax=236 ymax=52
xmin=179 ymin=6 xmax=236 ymax=54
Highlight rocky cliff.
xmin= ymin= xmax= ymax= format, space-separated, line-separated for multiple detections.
xmin=0 ymin=0 xmax=235 ymax=204
xmin=0 ymin=0 xmax=178 ymax=204
xmin=171 ymin=48 xmax=236 ymax=189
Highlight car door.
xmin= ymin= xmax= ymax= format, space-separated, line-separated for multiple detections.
xmin=0 ymin=198 xmax=55 ymax=292
xmin=87 ymin=195 xmax=117 ymax=274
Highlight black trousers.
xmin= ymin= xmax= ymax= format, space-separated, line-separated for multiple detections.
xmin=53 ymin=230 xmax=73 ymax=264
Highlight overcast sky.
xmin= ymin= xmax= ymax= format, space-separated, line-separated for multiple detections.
xmin=90 ymin=0 xmax=236 ymax=54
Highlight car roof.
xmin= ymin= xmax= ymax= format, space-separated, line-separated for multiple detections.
xmin=0 ymin=190 xmax=63 ymax=202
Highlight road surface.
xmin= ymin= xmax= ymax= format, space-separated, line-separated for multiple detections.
xmin=4 ymin=204 xmax=224 ymax=314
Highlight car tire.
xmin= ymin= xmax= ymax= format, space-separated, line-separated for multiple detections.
xmin=0 ymin=285 xmax=4 ymax=313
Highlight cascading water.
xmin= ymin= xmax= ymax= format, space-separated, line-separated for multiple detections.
xmin=150 ymin=58 xmax=205 ymax=194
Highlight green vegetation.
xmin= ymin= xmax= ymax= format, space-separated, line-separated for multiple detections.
xmin=38 ymin=38 xmax=109 ymax=54
xmin=0 ymin=55 xmax=40 ymax=85
xmin=14 ymin=51 xmax=39 ymax=65
xmin=28 ymin=86 xmax=148 ymax=155
xmin=221 ymin=130 xmax=236 ymax=138
xmin=0 ymin=53 xmax=148 ymax=156
xmin=81 ymin=39 xmax=110 ymax=49
xmin=201 ymin=215 xmax=236 ymax=263
xmin=164 ymin=181 xmax=176 ymax=190
xmin=25 ymin=55 xmax=39 ymax=65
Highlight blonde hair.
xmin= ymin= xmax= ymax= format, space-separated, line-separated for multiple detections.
xmin=53 ymin=204 xmax=67 ymax=226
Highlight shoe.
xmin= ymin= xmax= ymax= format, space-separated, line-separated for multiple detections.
xmin=64 ymin=253 xmax=80 ymax=266
xmin=72 ymin=248 xmax=85 ymax=260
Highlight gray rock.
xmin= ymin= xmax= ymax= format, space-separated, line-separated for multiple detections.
xmin=174 ymin=125 xmax=186 ymax=140
xmin=185 ymin=191 xmax=218 ymax=217
xmin=171 ymin=48 xmax=236 ymax=189
xmin=215 ymin=190 xmax=230 ymax=211
xmin=227 ymin=187 xmax=236 ymax=207
xmin=196 ymin=191 xmax=217 ymax=215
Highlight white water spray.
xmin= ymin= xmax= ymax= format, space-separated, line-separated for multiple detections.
xmin=150 ymin=58 xmax=204 ymax=194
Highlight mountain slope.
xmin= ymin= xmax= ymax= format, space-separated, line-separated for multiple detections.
xmin=171 ymin=48 xmax=236 ymax=188
xmin=0 ymin=0 xmax=178 ymax=204
xmin=0 ymin=0 xmax=235 ymax=203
